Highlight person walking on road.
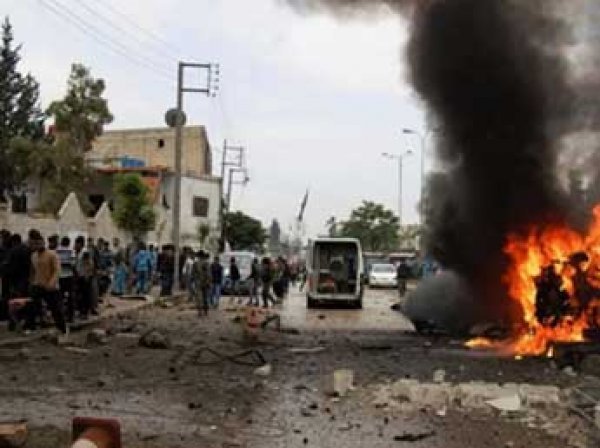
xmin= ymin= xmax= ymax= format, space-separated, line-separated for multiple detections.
xmin=396 ymin=260 xmax=411 ymax=297
xmin=210 ymin=255 xmax=223 ymax=308
xmin=247 ymin=258 xmax=260 ymax=306
xmin=74 ymin=236 xmax=94 ymax=320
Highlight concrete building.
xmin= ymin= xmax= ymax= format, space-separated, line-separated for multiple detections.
xmin=87 ymin=126 xmax=222 ymax=249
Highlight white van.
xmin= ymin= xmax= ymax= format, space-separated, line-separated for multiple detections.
xmin=306 ymin=238 xmax=364 ymax=308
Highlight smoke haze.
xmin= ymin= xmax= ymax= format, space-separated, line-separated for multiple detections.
xmin=286 ymin=0 xmax=596 ymax=325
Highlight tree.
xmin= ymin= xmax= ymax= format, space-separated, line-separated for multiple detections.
xmin=339 ymin=201 xmax=399 ymax=252
xmin=0 ymin=17 xmax=44 ymax=200
xmin=224 ymin=211 xmax=267 ymax=252
xmin=112 ymin=174 xmax=156 ymax=237
xmin=196 ymin=223 xmax=210 ymax=247
xmin=47 ymin=63 xmax=113 ymax=152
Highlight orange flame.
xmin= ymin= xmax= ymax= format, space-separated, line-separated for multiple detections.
xmin=467 ymin=205 xmax=600 ymax=356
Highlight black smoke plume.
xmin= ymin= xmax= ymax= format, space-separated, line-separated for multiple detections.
xmin=286 ymin=0 xmax=585 ymax=326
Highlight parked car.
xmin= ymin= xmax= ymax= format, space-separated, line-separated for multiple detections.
xmin=306 ymin=238 xmax=364 ymax=309
xmin=220 ymin=251 xmax=256 ymax=295
xmin=368 ymin=263 xmax=398 ymax=289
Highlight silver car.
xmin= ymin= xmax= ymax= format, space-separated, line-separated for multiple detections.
xmin=369 ymin=264 xmax=398 ymax=289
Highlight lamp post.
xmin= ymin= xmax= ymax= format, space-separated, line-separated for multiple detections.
xmin=382 ymin=150 xmax=413 ymax=226
xmin=402 ymin=128 xmax=425 ymax=226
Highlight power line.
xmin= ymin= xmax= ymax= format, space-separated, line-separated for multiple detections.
xmin=75 ymin=0 xmax=178 ymax=64
xmin=91 ymin=0 xmax=189 ymax=59
xmin=37 ymin=0 xmax=174 ymax=82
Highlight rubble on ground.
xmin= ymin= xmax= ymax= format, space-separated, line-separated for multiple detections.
xmin=138 ymin=329 xmax=171 ymax=349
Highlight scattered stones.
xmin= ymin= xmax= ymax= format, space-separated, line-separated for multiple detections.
xmin=486 ymin=394 xmax=522 ymax=413
xmin=139 ymin=330 xmax=171 ymax=349
xmin=562 ymin=366 xmax=577 ymax=377
xmin=64 ymin=347 xmax=90 ymax=355
xmin=288 ymin=347 xmax=325 ymax=354
xmin=254 ymin=364 xmax=272 ymax=377
xmin=87 ymin=328 xmax=108 ymax=345
xmin=433 ymin=369 xmax=446 ymax=384
xmin=300 ymin=408 xmax=314 ymax=417
xmin=327 ymin=369 xmax=354 ymax=397
xmin=580 ymin=355 xmax=600 ymax=377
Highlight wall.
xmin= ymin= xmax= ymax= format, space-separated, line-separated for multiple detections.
xmin=90 ymin=126 xmax=211 ymax=177
xmin=156 ymin=174 xmax=222 ymax=249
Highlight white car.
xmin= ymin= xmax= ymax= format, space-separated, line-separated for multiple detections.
xmin=369 ymin=264 xmax=398 ymax=288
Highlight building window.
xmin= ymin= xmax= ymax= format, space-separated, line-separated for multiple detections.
xmin=192 ymin=196 xmax=209 ymax=217
xmin=158 ymin=138 xmax=165 ymax=148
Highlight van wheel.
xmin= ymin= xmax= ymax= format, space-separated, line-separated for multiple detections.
xmin=354 ymin=298 xmax=363 ymax=310
xmin=307 ymin=296 xmax=316 ymax=309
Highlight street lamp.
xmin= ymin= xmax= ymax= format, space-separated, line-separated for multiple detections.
xmin=382 ymin=150 xmax=413 ymax=226
xmin=402 ymin=128 xmax=426 ymax=226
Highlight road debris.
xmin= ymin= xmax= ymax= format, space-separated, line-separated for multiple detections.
xmin=328 ymin=369 xmax=354 ymax=397
xmin=486 ymin=394 xmax=522 ymax=412
xmin=254 ymin=364 xmax=272 ymax=377
xmin=433 ymin=369 xmax=446 ymax=383
xmin=87 ymin=328 xmax=108 ymax=345
xmin=288 ymin=347 xmax=325 ymax=354
xmin=0 ymin=421 xmax=27 ymax=448
xmin=393 ymin=430 xmax=435 ymax=442
xmin=139 ymin=329 xmax=171 ymax=349
xmin=63 ymin=347 xmax=90 ymax=355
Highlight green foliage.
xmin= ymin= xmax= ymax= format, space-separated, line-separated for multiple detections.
xmin=0 ymin=17 xmax=44 ymax=199
xmin=224 ymin=211 xmax=267 ymax=252
xmin=10 ymin=137 xmax=94 ymax=213
xmin=197 ymin=223 xmax=210 ymax=246
xmin=339 ymin=201 xmax=399 ymax=251
xmin=46 ymin=63 xmax=113 ymax=152
xmin=112 ymin=174 xmax=156 ymax=236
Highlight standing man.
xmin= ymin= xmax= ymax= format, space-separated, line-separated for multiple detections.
xmin=87 ymin=237 xmax=100 ymax=315
xmin=6 ymin=233 xmax=31 ymax=300
xmin=26 ymin=230 xmax=66 ymax=334
xmin=192 ymin=251 xmax=211 ymax=316
xmin=0 ymin=230 xmax=11 ymax=321
xmin=229 ymin=257 xmax=241 ymax=303
xmin=56 ymin=236 xmax=75 ymax=323
xmin=210 ymin=255 xmax=224 ymax=309
xmin=133 ymin=242 xmax=152 ymax=294
xmin=159 ymin=245 xmax=175 ymax=297
xmin=247 ymin=258 xmax=260 ymax=306
xmin=396 ymin=259 xmax=411 ymax=297
xmin=74 ymin=236 xmax=93 ymax=320
xmin=98 ymin=240 xmax=114 ymax=297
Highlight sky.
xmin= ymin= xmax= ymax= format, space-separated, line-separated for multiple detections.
xmin=5 ymin=0 xmax=427 ymax=238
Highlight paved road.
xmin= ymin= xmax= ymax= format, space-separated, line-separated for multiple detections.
xmin=279 ymin=286 xmax=415 ymax=332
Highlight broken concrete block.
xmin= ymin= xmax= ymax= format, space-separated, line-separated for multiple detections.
xmin=87 ymin=328 xmax=108 ymax=345
xmin=486 ymin=394 xmax=522 ymax=412
xmin=254 ymin=364 xmax=272 ymax=377
xmin=455 ymin=382 xmax=506 ymax=408
xmin=330 ymin=369 xmax=354 ymax=397
xmin=139 ymin=330 xmax=171 ymax=349
xmin=580 ymin=355 xmax=600 ymax=378
xmin=433 ymin=369 xmax=446 ymax=384
xmin=518 ymin=384 xmax=560 ymax=407
xmin=0 ymin=421 xmax=27 ymax=448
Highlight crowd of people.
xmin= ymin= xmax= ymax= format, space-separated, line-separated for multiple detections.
xmin=0 ymin=228 xmax=301 ymax=333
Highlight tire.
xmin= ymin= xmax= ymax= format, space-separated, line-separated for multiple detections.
xmin=307 ymin=295 xmax=317 ymax=309
xmin=354 ymin=298 xmax=363 ymax=310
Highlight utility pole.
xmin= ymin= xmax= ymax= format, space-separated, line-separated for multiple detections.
xmin=166 ymin=61 xmax=219 ymax=288
xmin=220 ymin=141 xmax=247 ymax=249
xmin=382 ymin=150 xmax=413 ymax=226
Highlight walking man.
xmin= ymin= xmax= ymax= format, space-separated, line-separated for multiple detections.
xmin=210 ymin=255 xmax=223 ymax=308
xmin=247 ymin=258 xmax=260 ymax=306
xmin=74 ymin=236 xmax=93 ymax=320
xmin=133 ymin=242 xmax=152 ymax=295
xmin=261 ymin=257 xmax=275 ymax=308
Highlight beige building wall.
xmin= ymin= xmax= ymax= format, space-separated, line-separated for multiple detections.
xmin=89 ymin=126 xmax=212 ymax=177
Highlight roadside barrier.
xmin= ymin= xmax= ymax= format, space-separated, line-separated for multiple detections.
xmin=71 ymin=417 xmax=121 ymax=448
